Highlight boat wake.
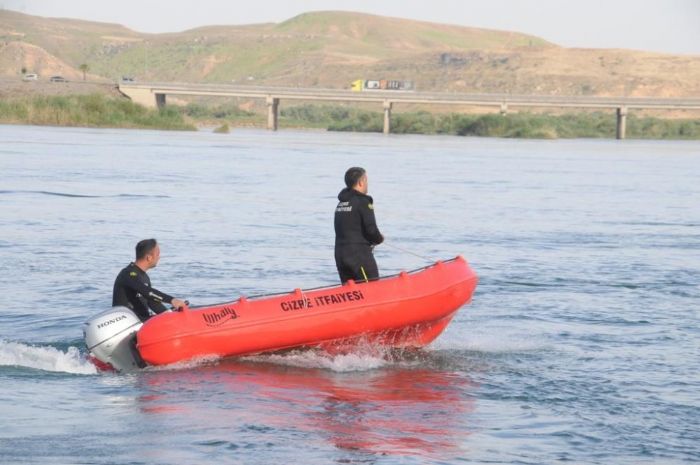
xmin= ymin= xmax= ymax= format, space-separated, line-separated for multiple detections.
xmin=149 ymin=343 xmax=427 ymax=373
xmin=146 ymin=350 xmax=392 ymax=373
xmin=0 ymin=340 xmax=97 ymax=375
xmin=244 ymin=350 xmax=391 ymax=372
xmin=149 ymin=354 xmax=224 ymax=372
xmin=0 ymin=335 xmax=540 ymax=376
xmin=434 ymin=330 xmax=547 ymax=354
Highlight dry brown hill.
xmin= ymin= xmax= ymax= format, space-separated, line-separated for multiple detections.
xmin=1 ymin=9 xmax=699 ymax=97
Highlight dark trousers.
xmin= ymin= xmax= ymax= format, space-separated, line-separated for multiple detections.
xmin=335 ymin=245 xmax=379 ymax=283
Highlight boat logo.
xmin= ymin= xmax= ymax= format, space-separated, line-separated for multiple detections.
xmin=202 ymin=306 xmax=239 ymax=327
xmin=97 ymin=315 xmax=127 ymax=329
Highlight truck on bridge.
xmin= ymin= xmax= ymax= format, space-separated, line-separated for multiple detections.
xmin=351 ymin=79 xmax=415 ymax=92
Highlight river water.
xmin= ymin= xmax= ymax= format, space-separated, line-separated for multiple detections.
xmin=0 ymin=124 xmax=698 ymax=464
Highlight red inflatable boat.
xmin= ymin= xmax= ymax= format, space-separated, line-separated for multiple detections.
xmin=134 ymin=256 xmax=477 ymax=366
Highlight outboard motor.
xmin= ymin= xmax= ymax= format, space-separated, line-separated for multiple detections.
xmin=83 ymin=307 xmax=145 ymax=372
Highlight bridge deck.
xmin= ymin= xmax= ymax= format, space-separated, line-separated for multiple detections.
xmin=119 ymin=82 xmax=700 ymax=109
xmin=117 ymin=82 xmax=700 ymax=138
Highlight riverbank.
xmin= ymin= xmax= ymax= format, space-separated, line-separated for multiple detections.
xmin=0 ymin=94 xmax=195 ymax=130
xmin=2 ymin=93 xmax=699 ymax=139
xmin=280 ymin=104 xmax=700 ymax=139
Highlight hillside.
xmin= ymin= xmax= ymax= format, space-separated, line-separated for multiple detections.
xmin=2 ymin=9 xmax=700 ymax=97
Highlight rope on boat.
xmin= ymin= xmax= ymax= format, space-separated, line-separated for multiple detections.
xmin=381 ymin=242 xmax=435 ymax=263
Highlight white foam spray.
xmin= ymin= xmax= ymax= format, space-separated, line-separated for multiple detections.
xmin=0 ymin=340 xmax=97 ymax=375
xmin=243 ymin=348 xmax=400 ymax=372
xmin=150 ymin=354 xmax=223 ymax=371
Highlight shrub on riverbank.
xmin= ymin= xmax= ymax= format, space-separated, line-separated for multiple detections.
xmin=182 ymin=103 xmax=260 ymax=126
xmin=278 ymin=104 xmax=700 ymax=139
xmin=213 ymin=123 xmax=230 ymax=133
xmin=0 ymin=94 xmax=195 ymax=130
xmin=281 ymin=105 xmax=384 ymax=131
xmin=626 ymin=115 xmax=700 ymax=139
xmin=2 ymin=96 xmax=699 ymax=139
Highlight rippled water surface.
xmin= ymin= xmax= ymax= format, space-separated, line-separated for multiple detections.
xmin=1 ymin=125 xmax=699 ymax=464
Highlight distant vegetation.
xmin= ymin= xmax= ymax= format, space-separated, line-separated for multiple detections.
xmin=281 ymin=104 xmax=700 ymax=139
xmin=213 ymin=123 xmax=230 ymax=133
xmin=1 ymin=95 xmax=699 ymax=139
xmin=180 ymin=103 xmax=261 ymax=126
xmin=0 ymin=94 xmax=195 ymax=130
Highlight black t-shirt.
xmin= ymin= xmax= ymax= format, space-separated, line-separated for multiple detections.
xmin=334 ymin=187 xmax=384 ymax=248
xmin=112 ymin=263 xmax=173 ymax=321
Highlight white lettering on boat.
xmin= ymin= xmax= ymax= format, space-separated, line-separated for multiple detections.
xmin=97 ymin=315 xmax=127 ymax=329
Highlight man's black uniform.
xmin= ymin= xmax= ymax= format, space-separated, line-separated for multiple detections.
xmin=334 ymin=187 xmax=384 ymax=283
xmin=112 ymin=263 xmax=174 ymax=322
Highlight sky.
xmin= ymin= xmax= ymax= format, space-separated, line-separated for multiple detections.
xmin=2 ymin=0 xmax=699 ymax=55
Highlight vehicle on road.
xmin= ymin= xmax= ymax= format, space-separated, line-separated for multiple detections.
xmin=49 ymin=75 xmax=67 ymax=82
xmin=351 ymin=79 xmax=415 ymax=92
xmin=22 ymin=73 xmax=38 ymax=81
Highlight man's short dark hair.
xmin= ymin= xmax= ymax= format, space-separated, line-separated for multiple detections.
xmin=344 ymin=167 xmax=366 ymax=188
xmin=135 ymin=238 xmax=158 ymax=260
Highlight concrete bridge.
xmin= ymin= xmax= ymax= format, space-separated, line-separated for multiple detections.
xmin=118 ymin=82 xmax=700 ymax=139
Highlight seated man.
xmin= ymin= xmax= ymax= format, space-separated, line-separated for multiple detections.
xmin=112 ymin=238 xmax=187 ymax=322
xmin=334 ymin=167 xmax=384 ymax=283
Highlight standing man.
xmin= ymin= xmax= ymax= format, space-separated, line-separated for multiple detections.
xmin=334 ymin=167 xmax=384 ymax=283
xmin=112 ymin=238 xmax=187 ymax=322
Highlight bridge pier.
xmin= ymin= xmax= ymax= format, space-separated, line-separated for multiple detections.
xmin=155 ymin=93 xmax=166 ymax=108
xmin=383 ymin=100 xmax=392 ymax=135
xmin=267 ymin=96 xmax=279 ymax=131
xmin=616 ymin=106 xmax=627 ymax=139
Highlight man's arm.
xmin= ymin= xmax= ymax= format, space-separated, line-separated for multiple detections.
xmin=148 ymin=299 xmax=169 ymax=314
xmin=122 ymin=274 xmax=175 ymax=305
xmin=127 ymin=277 xmax=186 ymax=313
xmin=360 ymin=197 xmax=384 ymax=245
